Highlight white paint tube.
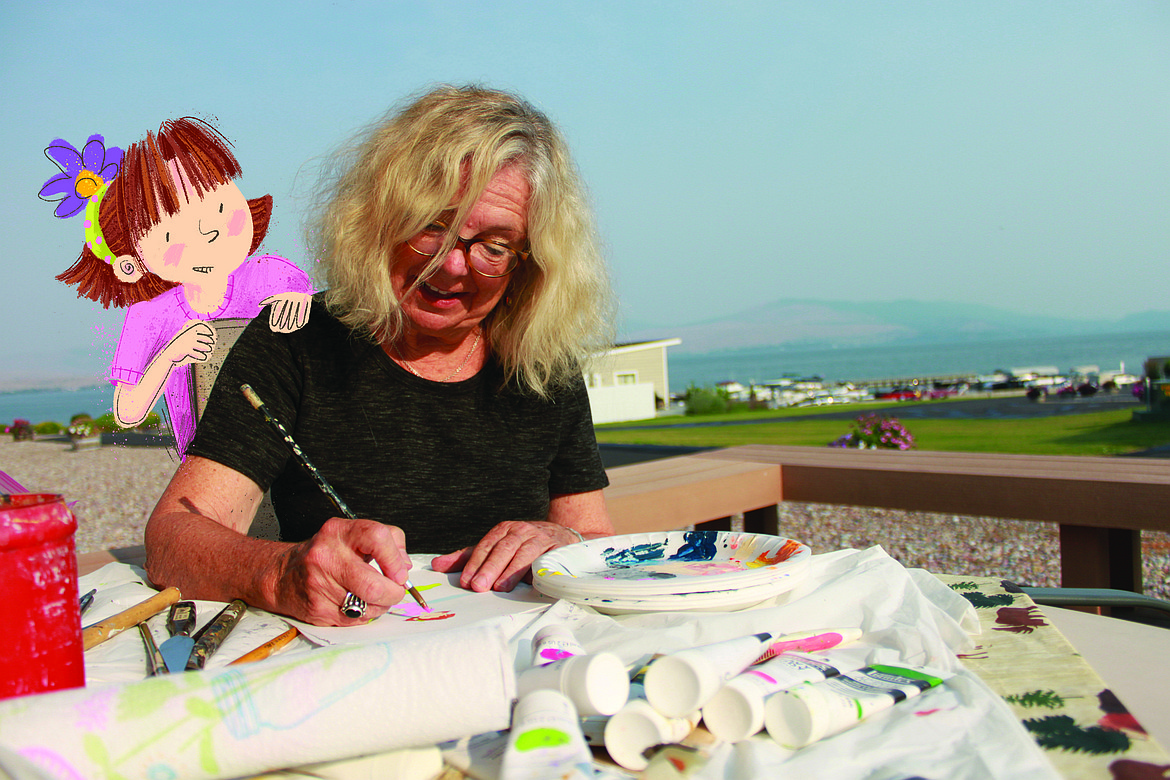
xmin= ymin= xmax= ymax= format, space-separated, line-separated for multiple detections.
xmin=516 ymin=651 xmax=630 ymax=716
xmin=531 ymin=623 xmax=586 ymax=665
xmin=701 ymin=649 xmax=865 ymax=742
xmin=501 ymin=689 xmax=594 ymax=780
xmin=604 ymin=699 xmax=701 ymax=772
xmin=644 ymin=632 xmax=772 ymax=717
xmin=764 ymin=665 xmax=948 ymax=750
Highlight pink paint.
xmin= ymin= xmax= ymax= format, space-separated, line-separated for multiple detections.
xmin=226 ymin=208 xmax=248 ymax=237
xmin=162 ymin=242 xmax=186 ymax=267
xmin=405 ymin=610 xmax=454 ymax=622
xmin=390 ymin=601 xmax=455 ymax=621
xmin=0 ymin=494 xmax=84 ymax=699
xmin=538 ymin=649 xmax=577 ymax=663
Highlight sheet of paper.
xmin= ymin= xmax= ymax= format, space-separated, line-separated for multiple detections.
xmin=289 ymin=557 xmax=555 ymax=646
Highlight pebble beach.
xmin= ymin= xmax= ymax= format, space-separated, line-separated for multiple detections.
xmin=3 ymin=436 xmax=1167 ymax=600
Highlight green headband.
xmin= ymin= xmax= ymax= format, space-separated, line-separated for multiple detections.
xmin=84 ymin=184 xmax=115 ymax=265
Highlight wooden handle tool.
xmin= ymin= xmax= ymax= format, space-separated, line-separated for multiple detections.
xmin=228 ymin=626 xmax=299 ymax=665
xmin=82 ymin=587 xmax=181 ymax=651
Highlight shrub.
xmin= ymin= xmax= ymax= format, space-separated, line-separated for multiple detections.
xmin=684 ymin=385 xmax=730 ymax=416
xmin=33 ymin=421 xmax=63 ymax=435
xmin=94 ymin=412 xmax=119 ymax=432
xmin=829 ymin=414 xmax=916 ymax=450
xmin=70 ymin=413 xmax=93 ymax=425
xmin=10 ymin=419 xmax=34 ymax=441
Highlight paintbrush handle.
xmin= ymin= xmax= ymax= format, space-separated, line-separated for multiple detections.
xmin=186 ymin=599 xmax=248 ymax=670
xmin=240 ymin=383 xmax=428 ymax=614
xmin=228 ymin=626 xmax=299 ymax=665
xmin=83 ymin=587 xmax=181 ymax=651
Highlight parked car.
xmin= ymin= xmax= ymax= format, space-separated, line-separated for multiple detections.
xmin=876 ymin=388 xmax=920 ymax=401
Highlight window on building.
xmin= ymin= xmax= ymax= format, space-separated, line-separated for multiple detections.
xmin=615 ymin=371 xmax=637 ymax=385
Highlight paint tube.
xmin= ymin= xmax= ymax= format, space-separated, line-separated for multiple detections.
xmin=701 ymin=649 xmax=865 ymax=742
xmin=531 ymin=623 xmax=586 ymax=665
xmin=516 ymin=651 xmax=630 ymax=716
xmin=754 ymin=627 xmax=863 ymax=663
xmin=604 ymin=699 xmax=701 ymax=772
xmin=500 ymin=689 xmax=593 ymax=780
xmin=764 ymin=664 xmax=948 ymax=749
xmin=644 ymin=632 xmax=772 ymax=717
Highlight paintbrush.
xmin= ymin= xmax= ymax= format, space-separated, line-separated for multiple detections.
xmin=239 ymin=384 xmax=429 ymax=617
xmin=228 ymin=626 xmax=299 ymax=665
xmin=82 ymin=587 xmax=181 ymax=650
xmin=186 ymin=599 xmax=247 ymax=670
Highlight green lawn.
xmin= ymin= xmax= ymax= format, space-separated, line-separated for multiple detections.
xmin=595 ymin=408 xmax=1170 ymax=456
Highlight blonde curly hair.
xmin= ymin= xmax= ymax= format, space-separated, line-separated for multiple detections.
xmin=309 ymin=84 xmax=615 ymax=396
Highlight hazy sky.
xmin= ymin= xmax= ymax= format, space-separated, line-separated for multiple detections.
xmin=3 ymin=1 xmax=1168 ymax=374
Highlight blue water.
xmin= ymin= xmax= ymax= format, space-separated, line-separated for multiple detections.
xmin=667 ymin=330 xmax=1170 ymax=394
xmin=4 ymin=330 xmax=1169 ymax=423
xmin=0 ymin=385 xmax=165 ymax=427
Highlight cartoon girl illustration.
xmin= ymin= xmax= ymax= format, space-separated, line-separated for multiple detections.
xmin=41 ymin=118 xmax=313 ymax=456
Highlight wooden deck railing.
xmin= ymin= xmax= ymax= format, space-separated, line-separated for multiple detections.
xmin=79 ymin=445 xmax=1170 ymax=592
xmin=605 ymin=444 xmax=1170 ymax=594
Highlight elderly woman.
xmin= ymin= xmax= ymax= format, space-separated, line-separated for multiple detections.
xmin=144 ymin=85 xmax=616 ymax=626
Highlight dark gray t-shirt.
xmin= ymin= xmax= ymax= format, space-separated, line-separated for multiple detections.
xmin=187 ymin=300 xmax=608 ymax=554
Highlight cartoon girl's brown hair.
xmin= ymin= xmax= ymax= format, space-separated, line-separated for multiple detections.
xmin=56 ymin=118 xmax=272 ymax=308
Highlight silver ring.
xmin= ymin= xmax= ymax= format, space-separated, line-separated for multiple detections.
xmin=341 ymin=591 xmax=366 ymax=619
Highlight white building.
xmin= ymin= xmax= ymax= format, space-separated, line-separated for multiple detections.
xmin=583 ymin=338 xmax=681 ymax=424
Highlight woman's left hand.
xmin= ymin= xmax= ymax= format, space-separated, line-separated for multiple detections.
xmin=432 ymin=520 xmax=582 ymax=593
xmin=433 ymin=490 xmax=612 ymax=592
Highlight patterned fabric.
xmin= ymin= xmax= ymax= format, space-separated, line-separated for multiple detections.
xmin=936 ymin=574 xmax=1170 ymax=779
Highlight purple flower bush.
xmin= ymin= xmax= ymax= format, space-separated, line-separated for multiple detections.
xmin=38 ymin=134 xmax=124 ymax=218
xmin=829 ymin=413 xmax=916 ymax=450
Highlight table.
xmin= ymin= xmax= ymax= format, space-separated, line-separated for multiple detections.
xmin=4 ymin=549 xmax=1168 ymax=779
xmin=934 ymin=575 xmax=1170 ymax=778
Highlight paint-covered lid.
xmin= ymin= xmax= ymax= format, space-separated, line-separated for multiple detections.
xmin=0 ymin=494 xmax=76 ymax=550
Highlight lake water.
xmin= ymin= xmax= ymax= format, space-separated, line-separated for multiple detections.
xmin=4 ymin=330 xmax=1170 ymax=424
xmin=0 ymin=385 xmax=167 ymax=428
xmin=667 ymin=330 xmax=1170 ymax=394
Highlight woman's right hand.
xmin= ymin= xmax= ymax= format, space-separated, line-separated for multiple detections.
xmin=274 ymin=517 xmax=412 ymax=626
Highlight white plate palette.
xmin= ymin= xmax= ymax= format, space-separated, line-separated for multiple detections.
xmin=532 ymin=531 xmax=811 ymax=614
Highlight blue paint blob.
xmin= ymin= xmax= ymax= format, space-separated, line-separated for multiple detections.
xmin=604 ymin=542 xmax=666 ymax=567
xmin=668 ymin=530 xmax=718 ymax=562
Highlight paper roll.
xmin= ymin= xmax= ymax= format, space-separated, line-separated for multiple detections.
xmin=0 ymin=623 xmax=514 ymax=780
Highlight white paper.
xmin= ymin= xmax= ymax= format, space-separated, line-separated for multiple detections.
xmin=290 ymin=556 xmax=554 ymax=646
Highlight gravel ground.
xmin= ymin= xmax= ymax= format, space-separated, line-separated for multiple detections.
xmin=1 ymin=437 xmax=180 ymax=554
xmin=3 ymin=436 xmax=1167 ymax=600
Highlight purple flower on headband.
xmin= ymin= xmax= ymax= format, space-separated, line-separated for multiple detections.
xmin=38 ymin=134 xmax=124 ymax=218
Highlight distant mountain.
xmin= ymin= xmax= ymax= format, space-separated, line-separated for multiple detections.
xmin=623 ymin=299 xmax=1170 ymax=355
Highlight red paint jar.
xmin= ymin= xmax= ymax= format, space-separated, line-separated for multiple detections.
xmin=0 ymin=493 xmax=84 ymax=699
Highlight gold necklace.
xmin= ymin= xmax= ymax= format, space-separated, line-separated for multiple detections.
xmin=397 ymin=330 xmax=481 ymax=382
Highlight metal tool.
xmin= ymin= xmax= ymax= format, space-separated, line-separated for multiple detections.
xmin=159 ymin=601 xmax=197 ymax=673
xmin=139 ymin=624 xmax=166 ymax=676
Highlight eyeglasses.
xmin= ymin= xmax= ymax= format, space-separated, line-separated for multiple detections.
xmin=406 ymin=222 xmax=527 ymax=278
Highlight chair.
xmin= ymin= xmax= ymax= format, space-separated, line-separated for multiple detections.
xmin=190 ymin=318 xmax=281 ymax=541
xmin=1022 ymin=587 xmax=1170 ymax=629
